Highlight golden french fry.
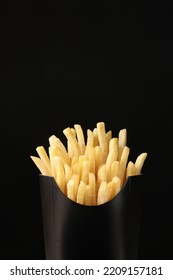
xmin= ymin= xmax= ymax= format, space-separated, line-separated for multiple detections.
xmin=85 ymin=129 xmax=94 ymax=157
xmin=51 ymin=137 xmax=71 ymax=165
xmin=135 ymin=152 xmax=147 ymax=175
xmin=106 ymin=130 xmax=112 ymax=147
xmin=97 ymin=181 xmax=108 ymax=205
xmin=126 ymin=161 xmax=136 ymax=178
xmin=63 ymin=127 xmax=81 ymax=157
xmin=94 ymin=145 xmax=104 ymax=174
xmin=112 ymin=176 xmax=121 ymax=196
xmin=106 ymin=145 xmax=119 ymax=181
xmin=36 ymin=146 xmax=51 ymax=173
xmin=67 ymin=179 xmax=76 ymax=202
xmin=97 ymin=122 xmax=108 ymax=161
xmin=48 ymin=145 xmax=62 ymax=176
xmin=81 ymin=160 xmax=90 ymax=184
xmin=88 ymin=146 xmax=95 ymax=174
xmin=64 ymin=163 xmax=73 ymax=184
xmin=110 ymin=160 xmax=119 ymax=180
xmin=97 ymin=164 xmax=107 ymax=191
xmin=118 ymin=128 xmax=127 ymax=160
xmin=117 ymin=146 xmax=130 ymax=187
xmin=107 ymin=181 xmax=116 ymax=200
xmin=53 ymin=156 xmax=66 ymax=194
xmin=84 ymin=184 xmax=92 ymax=205
xmin=89 ymin=172 xmax=96 ymax=205
xmin=93 ymin=128 xmax=99 ymax=147
xmin=71 ymin=173 xmax=80 ymax=199
xmin=30 ymin=156 xmax=51 ymax=176
xmin=77 ymin=180 xmax=86 ymax=204
xmin=74 ymin=124 xmax=86 ymax=155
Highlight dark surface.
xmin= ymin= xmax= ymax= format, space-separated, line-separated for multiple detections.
xmin=1 ymin=1 xmax=173 ymax=260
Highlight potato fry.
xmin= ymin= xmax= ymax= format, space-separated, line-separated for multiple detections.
xmin=64 ymin=163 xmax=73 ymax=184
xmin=94 ymin=146 xmax=104 ymax=174
xmin=84 ymin=184 xmax=92 ymax=206
xmin=77 ymin=180 xmax=86 ymax=204
xmin=30 ymin=156 xmax=51 ymax=176
xmin=53 ymin=156 xmax=66 ymax=194
xmin=36 ymin=146 xmax=51 ymax=173
xmin=93 ymin=128 xmax=99 ymax=147
xmin=97 ymin=122 xmax=108 ymax=162
xmin=110 ymin=160 xmax=119 ymax=180
xmin=117 ymin=146 xmax=130 ymax=188
xmin=118 ymin=128 xmax=127 ymax=160
xmin=67 ymin=179 xmax=76 ymax=202
xmin=88 ymin=146 xmax=95 ymax=174
xmin=112 ymin=176 xmax=121 ymax=195
xmin=63 ymin=127 xmax=81 ymax=157
xmin=74 ymin=124 xmax=86 ymax=155
xmin=81 ymin=160 xmax=90 ymax=184
xmin=89 ymin=172 xmax=96 ymax=205
xmin=126 ymin=161 xmax=136 ymax=178
xmin=97 ymin=181 xmax=108 ymax=205
xmin=106 ymin=144 xmax=119 ymax=181
xmin=97 ymin=164 xmax=107 ymax=191
xmin=135 ymin=152 xmax=147 ymax=175
xmin=51 ymin=137 xmax=71 ymax=166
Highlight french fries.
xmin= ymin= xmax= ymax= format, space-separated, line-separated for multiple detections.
xmin=30 ymin=122 xmax=147 ymax=205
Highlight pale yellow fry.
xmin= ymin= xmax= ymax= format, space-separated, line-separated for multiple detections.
xmin=97 ymin=181 xmax=108 ymax=205
xmin=71 ymin=156 xmax=80 ymax=174
xmin=135 ymin=152 xmax=147 ymax=175
xmin=84 ymin=184 xmax=92 ymax=206
xmin=112 ymin=176 xmax=121 ymax=196
xmin=77 ymin=180 xmax=86 ymax=204
xmin=93 ymin=128 xmax=99 ymax=147
xmin=71 ymin=173 xmax=80 ymax=200
xmin=88 ymin=146 xmax=95 ymax=174
xmin=85 ymin=129 xmax=94 ymax=157
xmin=48 ymin=145 xmax=62 ymax=176
xmin=78 ymin=155 xmax=87 ymax=178
xmin=36 ymin=146 xmax=51 ymax=173
xmin=74 ymin=124 xmax=86 ymax=155
xmin=64 ymin=163 xmax=73 ymax=184
xmin=53 ymin=156 xmax=66 ymax=194
xmin=48 ymin=135 xmax=57 ymax=146
xmin=81 ymin=160 xmax=90 ymax=184
xmin=117 ymin=146 xmax=130 ymax=188
xmin=97 ymin=122 xmax=108 ymax=162
xmin=110 ymin=161 xmax=119 ymax=180
xmin=109 ymin=138 xmax=118 ymax=155
xmin=118 ymin=128 xmax=127 ymax=160
xmin=30 ymin=156 xmax=51 ymax=176
xmin=97 ymin=164 xmax=107 ymax=191
xmin=67 ymin=179 xmax=76 ymax=202
xmin=106 ymin=130 xmax=112 ymax=148
xmin=107 ymin=181 xmax=116 ymax=201
xmin=126 ymin=161 xmax=136 ymax=179
xmin=94 ymin=146 xmax=104 ymax=174
xmin=106 ymin=147 xmax=119 ymax=181
xmin=51 ymin=137 xmax=71 ymax=165
xmin=63 ymin=127 xmax=81 ymax=157
xmin=89 ymin=172 xmax=96 ymax=205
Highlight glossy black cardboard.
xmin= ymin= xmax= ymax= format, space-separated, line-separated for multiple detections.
xmin=39 ymin=174 xmax=144 ymax=260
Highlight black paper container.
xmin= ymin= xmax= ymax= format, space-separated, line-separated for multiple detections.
xmin=39 ymin=174 xmax=144 ymax=260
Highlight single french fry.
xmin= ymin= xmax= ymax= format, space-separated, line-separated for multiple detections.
xmin=94 ymin=145 xmax=104 ymax=174
xmin=106 ymin=146 xmax=119 ymax=181
xmin=67 ymin=179 xmax=76 ymax=202
xmin=30 ymin=156 xmax=51 ymax=176
xmin=97 ymin=122 xmax=108 ymax=161
xmin=97 ymin=164 xmax=107 ymax=191
xmin=48 ymin=145 xmax=62 ymax=176
xmin=85 ymin=129 xmax=94 ymax=157
xmin=107 ymin=181 xmax=116 ymax=201
xmin=110 ymin=160 xmax=119 ymax=180
xmin=48 ymin=135 xmax=57 ymax=146
xmin=97 ymin=181 xmax=108 ymax=205
xmin=74 ymin=124 xmax=86 ymax=155
xmin=64 ymin=163 xmax=73 ymax=184
xmin=126 ymin=161 xmax=136 ymax=178
xmin=118 ymin=128 xmax=127 ymax=160
xmin=84 ymin=184 xmax=92 ymax=205
xmin=77 ymin=180 xmax=86 ymax=204
xmin=53 ymin=156 xmax=66 ymax=194
xmin=106 ymin=130 xmax=112 ymax=147
xmin=71 ymin=156 xmax=79 ymax=174
xmin=89 ymin=172 xmax=96 ymax=205
xmin=93 ymin=128 xmax=99 ymax=147
xmin=36 ymin=146 xmax=51 ymax=173
xmin=81 ymin=160 xmax=90 ymax=184
xmin=112 ymin=176 xmax=121 ymax=195
xmin=135 ymin=152 xmax=147 ymax=175
xmin=117 ymin=146 xmax=130 ymax=188
xmin=71 ymin=173 xmax=80 ymax=200
xmin=88 ymin=146 xmax=95 ymax=174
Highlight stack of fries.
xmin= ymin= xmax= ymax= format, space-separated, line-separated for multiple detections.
xmin=30 ymin=122 xmax=147 ymax=206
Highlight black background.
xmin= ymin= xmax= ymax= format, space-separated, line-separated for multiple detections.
xmin=1 ymin=0 xmax=173 ymax=260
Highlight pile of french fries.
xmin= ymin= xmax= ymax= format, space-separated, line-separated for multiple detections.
xmin=30 ymin=122 xmax=147 ymax=206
